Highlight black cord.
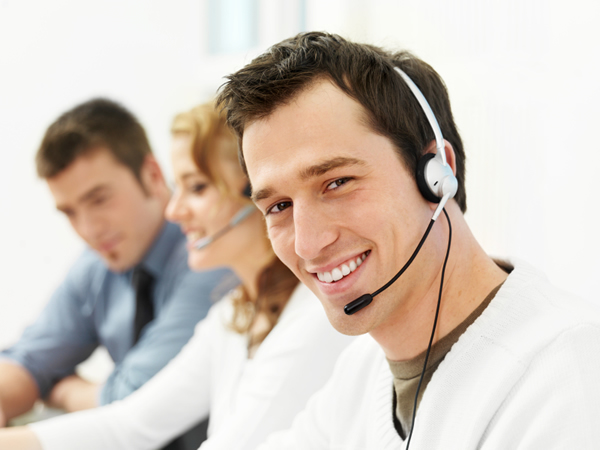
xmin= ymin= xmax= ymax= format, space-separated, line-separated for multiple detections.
xmin=405 ymin=208 xmax=452 ymax=449
xmin=372 ymin=219 xmax=436 ymax=298
xmin=345 ymin=218 xmax=437 ymax=316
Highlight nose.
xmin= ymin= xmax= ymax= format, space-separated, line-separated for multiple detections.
xmin=293 ymin=200 xmax=338 ymax=261
xmin=74 ymin=210 xmax=105 ymax=244
xmin=165 ymin=188 xmax=188 ymax=223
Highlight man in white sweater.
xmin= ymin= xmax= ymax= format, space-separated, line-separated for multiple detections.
xmin=217 ymin=31 xmax=600 ymax=448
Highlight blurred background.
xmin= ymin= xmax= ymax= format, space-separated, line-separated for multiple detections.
xmin=1 ymin=0 xmax=599 ymax=356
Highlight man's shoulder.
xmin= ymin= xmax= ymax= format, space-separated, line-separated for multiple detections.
xmin=144 ymin=223 xmax=235 ymax=290
xmin=144 ymin=221 xmax=188 ymax=276
xmin=146 ymin=223 xmax=234 ymax=286
xmin=411 ymin=260 xmax=600 ymax=448
xmin=499 ymin=259 xmax=599 ymax=322
xmin=63 ymin=248 xmax=110 ymax=281
xmin=468 ymin=258 xmax=600 ymax=361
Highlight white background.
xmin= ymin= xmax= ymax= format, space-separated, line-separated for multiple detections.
xmin=1 ymin=0 xmax=599 ymax=351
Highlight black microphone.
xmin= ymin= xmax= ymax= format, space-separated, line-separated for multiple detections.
xmin=344 ymin=219 xmax=436 ymax=315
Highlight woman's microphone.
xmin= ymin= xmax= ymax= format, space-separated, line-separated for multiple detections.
xmin=194 ymin=205 xmax=257 ymax=250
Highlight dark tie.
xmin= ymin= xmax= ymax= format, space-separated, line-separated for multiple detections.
xmin=131 ymin=266 xmax=155 ymax=345
xmin=131 ymin=266 xmax=209 ymax=450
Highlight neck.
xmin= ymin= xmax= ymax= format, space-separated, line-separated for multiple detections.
xmin=137 ymin=204 xmax=169 ymax=265
xmin=370 ymin=203 xmax=507 ymax=361
xmin=144 ymin=187 xmax=172 ymax=248
xmin=157 ymin=187 xmax=172 ymax=212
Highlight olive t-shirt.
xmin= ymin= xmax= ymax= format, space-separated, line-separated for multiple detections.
xmin=387 ymin=282 xmax=504 ymax=439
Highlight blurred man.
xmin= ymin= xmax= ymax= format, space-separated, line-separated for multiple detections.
xmin=0 ymin=99 xmax=232 ymax=442
xmin=218 ymin=32 xmax=600 ymax=448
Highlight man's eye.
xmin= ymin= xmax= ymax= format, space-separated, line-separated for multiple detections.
xmin=91 ymin=195 xmax=108 ymax=206
xmin=267 ymin=201 xmax=292 ymax=215
xmin=326 ymin=178 xmax=350 ymax=191
xmin=191 ymin=183 xmax=207 ymax=194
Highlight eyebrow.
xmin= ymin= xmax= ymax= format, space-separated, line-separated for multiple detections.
xmin=80 ymin=185 xmax=110 ymax=202
xmin=179 ymin=172 xmax=203 ymax=181
xmin=298 ymin=156 xmax=365 ymax=180
xmin=56 ymin=185 xmax=110 ymax=213
xmin=252 ymin=156 xmax=366 ymax=203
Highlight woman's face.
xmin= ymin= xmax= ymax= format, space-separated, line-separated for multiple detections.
xmin=166 ymin=134 xmax=250 ymax=271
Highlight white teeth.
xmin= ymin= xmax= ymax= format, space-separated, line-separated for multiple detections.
xmin=317 ymin=252 xmax=368 ymax=284
xmin=331 ymin=268 xmax=343 ymax=281
xmin=341 ymin=264 xmax=350 ymax=276
xmin=186 ymin=232 xmax=202 ymax=242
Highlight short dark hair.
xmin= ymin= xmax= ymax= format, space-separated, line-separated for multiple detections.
xmin=217 ymin=31 xmax=467 ymax=212
xmin=36 ymin=98 xmax=152 ymax=181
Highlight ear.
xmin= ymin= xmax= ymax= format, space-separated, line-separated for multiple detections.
xmin=417 ymin=139 xmax=458 ymax=207
xmin=443 ymin=140 xmax=457 ymax=176
xmin=423 ymin=139 xmax=457 ymax=175
xmin=139 ymin=155 xmax=167 ymax=198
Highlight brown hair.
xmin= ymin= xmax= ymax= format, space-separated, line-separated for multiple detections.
xmin=217 ymin=31 xmax=467 ymax=212
xmin=172 ymin=101 xmax=299 ymax=342
xmin=36 ymin=98 xmax=152 ymax=182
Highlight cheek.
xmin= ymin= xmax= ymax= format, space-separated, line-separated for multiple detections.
xmin=211 ymin=203 xmax=241 ymax=233
xmin=194 ymin=202 xmax=214 ymax=228
xmin=188 ymin=195 xmax=223 ymax=230
xmin=113 ymin=195 xmax=144 ymax=227
xmin=267 ymin=224 xmax=296 ymax=265
xmin=68 ymin=217 xmax=81 ymax=235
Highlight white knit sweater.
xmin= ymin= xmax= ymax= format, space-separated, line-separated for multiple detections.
xmin=259 ymin=260 xmax=600 ymax=449
xmin=30 ymin=283 xmax=355 ymax=450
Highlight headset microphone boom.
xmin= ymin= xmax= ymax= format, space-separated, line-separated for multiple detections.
xmin=193 ymin=184 xmax=256 ymax=250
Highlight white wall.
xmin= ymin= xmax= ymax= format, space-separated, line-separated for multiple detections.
xmin=1 ymin=0 xmax=598 ymax=349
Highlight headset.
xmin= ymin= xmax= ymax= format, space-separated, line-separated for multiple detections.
xmin=343 ymin=67 xmax=457 ymax=315
xmin=193 ymin=184 xmax=256 ymax=250
xmin=398 ymin=68 xmax=458 ymax=214
xmin=342 ymin=66 xmax=457 ymax=449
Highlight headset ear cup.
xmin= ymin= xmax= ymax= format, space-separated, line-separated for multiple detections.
xmin=416 ymin=153 xmax=441 ymax=203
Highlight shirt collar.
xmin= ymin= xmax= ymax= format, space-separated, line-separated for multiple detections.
xmin=138 ymin=220 xmax=182 ymax=277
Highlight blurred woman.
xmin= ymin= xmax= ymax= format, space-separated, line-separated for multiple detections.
xmin=0 ymin=102 xmax=353 ymax=450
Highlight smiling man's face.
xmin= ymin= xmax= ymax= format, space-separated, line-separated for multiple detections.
xmin=47 ymin=148 xmax=165 ymax=272
xmin=244 ymin=79 xmax=438 ymax=336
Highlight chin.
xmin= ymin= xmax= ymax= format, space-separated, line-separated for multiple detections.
xmin=187 ymin=254 xmax=213 ymax=272
xmin=104 ymin=256 xmax=133 ymax=273
xmin=321 ymin=303 xmax=372 ymax=337
xmin=96 ymin=243 xmax=138 ymax=273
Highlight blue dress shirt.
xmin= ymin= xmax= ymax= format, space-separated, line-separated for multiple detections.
xmin=1 ymin=221 xmax=237 ymax=404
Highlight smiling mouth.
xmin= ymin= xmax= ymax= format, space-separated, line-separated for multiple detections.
xmin=184 ymin=231 xmax=208 ymax=248
xmin=317 ymin=251 xmax=369 ymax=283
xmin=186 ymin=231 xmax=204 ymax=242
